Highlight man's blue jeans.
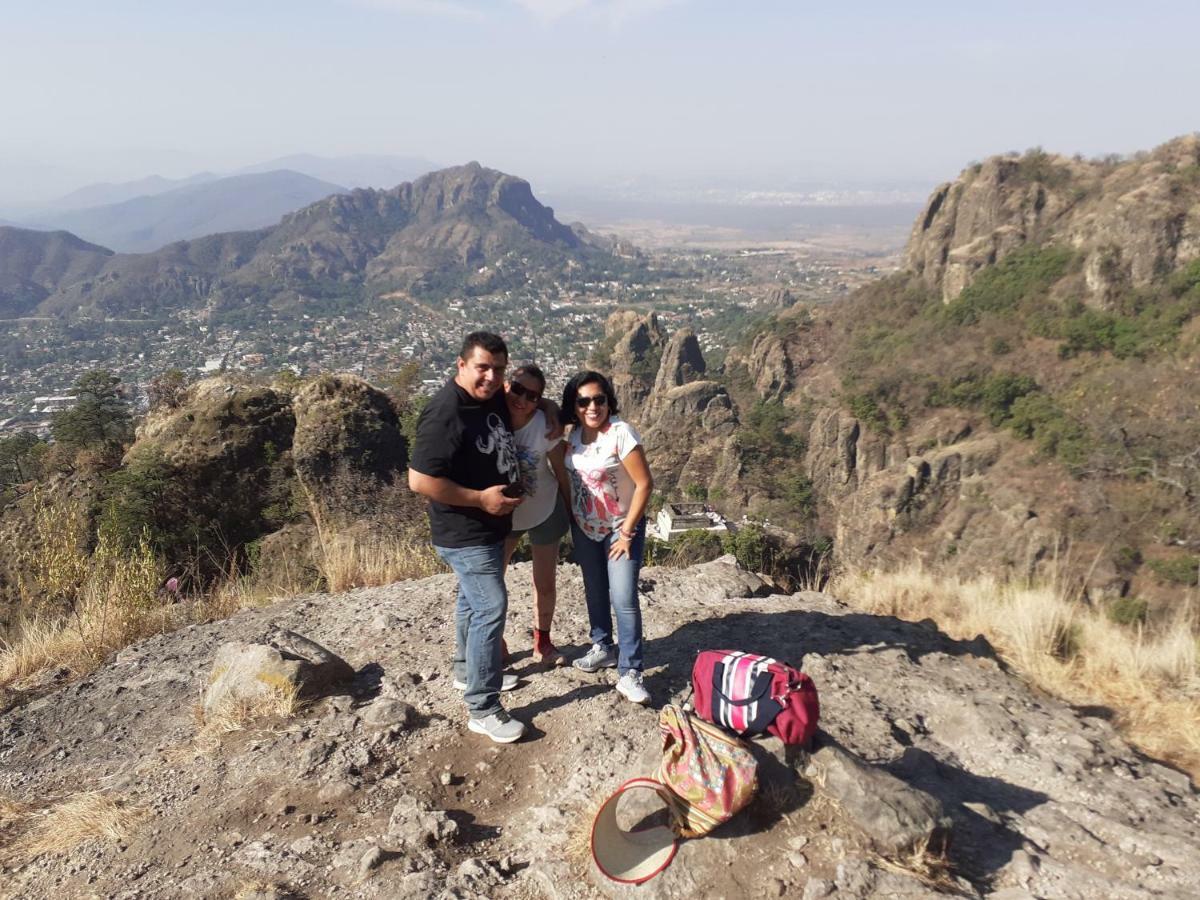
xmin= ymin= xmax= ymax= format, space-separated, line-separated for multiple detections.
xmin=571 ymin=519 xmax=645 ymax=674
xmin=435 ymin=541 xmax=507 ymax=719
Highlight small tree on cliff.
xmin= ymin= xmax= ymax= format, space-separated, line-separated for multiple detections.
xmin=51 ymin=369 xmax=133 ymax=454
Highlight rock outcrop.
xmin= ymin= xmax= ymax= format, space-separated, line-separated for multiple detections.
xmin=605 ymin=311 xmax=667 ymax=423
xmin=908 ymin=135 xmax=1200 ymax=307
xmin=2 ymin=561 xmax=1196 ymax=898
xmin=291 ymin=373 xmax=408 ymax=529
xmin=804 ymin=409 xmax=1059 ymax=575
xmin=131 ymin=378 xmax=297 ymax=553
xmin=604 ymin=316 xmax=742 ymax=500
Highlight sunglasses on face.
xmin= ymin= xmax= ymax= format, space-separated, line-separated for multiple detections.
xmin=508 ymin=381 xmax=541 ymax=402
xmin=576 ymin=394 xmax=608 ymax=409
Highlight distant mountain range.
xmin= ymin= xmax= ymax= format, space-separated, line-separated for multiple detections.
xmin=234 ymin=154 xmax=440 ymax=192
xmin=8 ymin=154 xmax=442 ymax=254
xmin=48 ymin=173 xmax=221 ymax=211
xmin=20 ymin=171 xmax=347 ymax=254
xmin=0 ymin=162 xmax=612 ymax=319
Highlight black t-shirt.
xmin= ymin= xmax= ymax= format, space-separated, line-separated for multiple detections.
xmin=409 ymin=379 xmax=520 ymax=548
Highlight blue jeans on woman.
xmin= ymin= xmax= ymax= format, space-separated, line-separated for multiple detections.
xmin=571 ymin=518 xmax=646 ymax=674
xmin=434 ymin=541 xmax=507 ymax=719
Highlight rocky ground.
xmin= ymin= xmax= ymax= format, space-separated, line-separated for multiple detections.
xmin=1 ymin=557 xmax=1198 ymax=899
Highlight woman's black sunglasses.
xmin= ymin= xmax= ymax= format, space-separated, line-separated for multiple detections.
xmin=508 ymin=382 xmax=541 ymax=401
xmin=576 ymin=394 xmax=609 ymax=408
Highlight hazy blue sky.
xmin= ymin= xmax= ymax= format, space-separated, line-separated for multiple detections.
xmin=2 ymin=0 xmax=1198 ymax=202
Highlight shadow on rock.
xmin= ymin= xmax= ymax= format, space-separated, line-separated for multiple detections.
xmin=884 ymin=740 xmax=1049 ymax=884
xmin=642 ymin=607 xmax=1002 ymax=703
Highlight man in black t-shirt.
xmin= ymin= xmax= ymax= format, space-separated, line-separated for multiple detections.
xmin=408 ymin=331 xmax=527 ymax=743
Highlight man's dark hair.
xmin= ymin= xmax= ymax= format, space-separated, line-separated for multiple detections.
xmin=508 ymin=363 xmax=546 ymax=392
xmin=460 ymin=331 xmax=508 ymax=360
xmin=560 ymin=370 xmax=619 ymax=426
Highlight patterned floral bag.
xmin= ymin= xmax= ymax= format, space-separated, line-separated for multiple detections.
xmin=657 ymin=703 xmax=758 ymax=838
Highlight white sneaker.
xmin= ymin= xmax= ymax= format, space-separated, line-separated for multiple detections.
xmin=467 ymin=709 xmax=525 ymax=743
xmin=573 ymin=643 xmax=618 ymax=673
xmin=454 ymin=672 xmax=519 ymax=692
xmin=616 ymin=671 xmax=650 ymax=705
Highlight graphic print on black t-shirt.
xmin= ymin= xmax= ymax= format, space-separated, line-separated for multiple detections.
xmin=475 ymin=412 xmax=519 ymax=488
xmin=409 ymin=381 xmax=520 ymax=548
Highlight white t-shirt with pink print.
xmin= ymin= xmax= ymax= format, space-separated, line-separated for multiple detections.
xmin=565 ymin=417 xmax=642 ymax=541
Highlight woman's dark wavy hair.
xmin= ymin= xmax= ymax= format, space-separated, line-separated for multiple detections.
xmin=560 ymin=370 xmax=619 ymax=426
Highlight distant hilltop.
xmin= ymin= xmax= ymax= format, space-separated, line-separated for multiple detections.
xmin=909 ymin=134 xmax=1200 ymax=306
xmin=0 ymin=162 xmax=618 ymax=320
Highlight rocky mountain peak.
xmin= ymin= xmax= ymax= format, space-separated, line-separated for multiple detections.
xmin=907 ymin=135 xmax=1200 ymax=307
xmin=652 ymin=327 xmax=706 ymax=394
xmin=606 ymin=311 xmax=668 ymax=421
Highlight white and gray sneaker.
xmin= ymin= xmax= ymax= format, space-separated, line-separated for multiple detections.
xmin=467 ymin=709 xmax=526 ymax=743
xmin=573 ymin=643 xmax=619 ymax=673
xmin=454 ymin=672 xmax=519 ymax=692
xmin=616 ymin=671 xmax=650 ymax=705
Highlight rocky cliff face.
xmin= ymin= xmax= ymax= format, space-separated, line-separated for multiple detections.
xmin=717 ymin=137 xmax=1200 ymax=600
xmin=909 ymin=135 xmax=1200 ymax=308
xmin=603 ymin=316 xmax=744 ymax=501
xmin=603 ymin=310 xmax=667 ymax=423
xmin=1 ymin=559 xmax=1196 ymax=898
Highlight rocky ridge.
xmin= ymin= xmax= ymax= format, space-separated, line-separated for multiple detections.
xmin=1 ymin=558 xmax=1197 ymax=898
xmin=10 ymin=163 xmax=611 ymax=318
xmin=909 ymin=135 xmax=1200 ymax=307
xmin=699 ymin=137 xmax=1200 ymax=598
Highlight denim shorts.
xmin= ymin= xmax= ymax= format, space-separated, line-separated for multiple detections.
xmin=511 ymin=495 xmax=570 ymax=546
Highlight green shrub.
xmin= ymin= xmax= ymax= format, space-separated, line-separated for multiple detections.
xmin=670 ymin=529 xmax=724 ymax=564
xmin=1114 ymin=546 xmax=1143 ymax=573
xmin=943 ymin=245 xmax=1075 ymax=326
xmin=1107 ymin=596 xmax=1149 ymax=627
xmin=722 ymin=524 xmax=775 ymax=574
xmin=99 ymin=448 xmax=188 ymax=556
xmin=51 ymin=369 xmax=133 ymax=453
xmin=925 ymin=372 xmax=1038 ymax=426
xmin=989 ymin=336 xmax=1013 ymax=356
xmin=778 ymin=471 xmax=817 ymax=520
xmin=1147 ymin=555 xmax=1200 ymax=586
xmin=644 ymin=529 xmax=724 ymax=568
xmin=1005 ymin=394 xmax=1091 ymax=469
xmin=1168 ymin=257 xmax=1200 ymax=297
xmin=846 ymin=393 xmax=889 ymax=433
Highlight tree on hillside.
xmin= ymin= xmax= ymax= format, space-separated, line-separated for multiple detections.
xmin=383 ymin=361 xmax=422 ymax=409
xmin=146 ymin=368 xmax=189 ymax=412
xmin=51 ymin=369 xmax=133 ymax=452
xmin=0 ymin=432 xmax=46 ymax=488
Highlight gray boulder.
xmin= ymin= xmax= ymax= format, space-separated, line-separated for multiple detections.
xmin=804 ymin=734 xmax=952 ymax=858
xmin=202 ymin=628 xmax=353 ymax=718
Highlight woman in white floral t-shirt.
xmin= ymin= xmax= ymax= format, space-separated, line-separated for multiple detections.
xmin=556 ymin=371 xmax=654 ymax=705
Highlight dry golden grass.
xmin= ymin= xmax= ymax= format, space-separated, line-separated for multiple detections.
xmin=192 ymin=680 xmax=303 ymax=753
xmin=1 ymin=791 xmax=146 ymax=864
xmin=196 ymin=555 xmax=316 ymax=622
xmin=832 ymin=563 xmax=1200 ymax=778
xmin=0 ymin=793 xmax=29 ymax=831
xmin=315 ymin=530 xmax=445 ymax=592
xmin=1 ymin=531 xmax=171 ymax=689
